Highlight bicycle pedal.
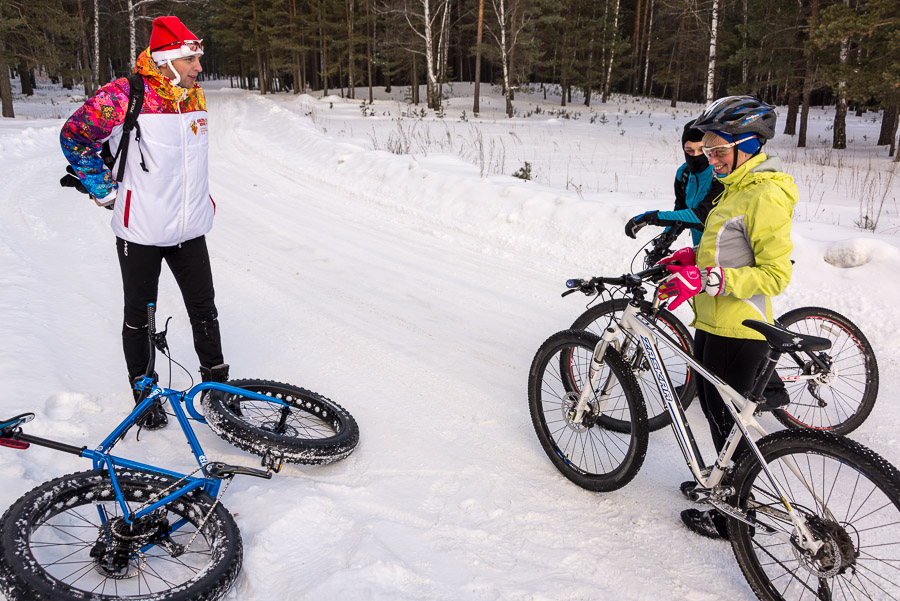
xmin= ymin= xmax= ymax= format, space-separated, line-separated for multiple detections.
xmin=261 ymin=451 xmax=284 ymax=473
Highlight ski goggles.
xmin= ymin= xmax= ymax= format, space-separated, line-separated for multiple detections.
xmin=151 ymin=40 xmax=204 ymax=57
xmin=702 ymin=135 xmax=757 ymax=159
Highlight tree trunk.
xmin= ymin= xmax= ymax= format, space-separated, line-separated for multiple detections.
xmin=642 ymin=0 xmax=654 ymax=96
xmin=251 ymin=0 xmax=267 ymax=94
xmin=706 ymin=0 xmax=719 ymax=103
xmin=127 ymin=0 xmax=136 ymax=69
xmin=877 ymin=104 xmax=898 ymax=146
xmin=473 ymin=0 xmax=484 ymax=113
xmin=0 ymin=39 xmax=14 ymax=118
xmin=630 ymin=0 xmax=643 ymax=95
xmin=18 ymin=61 xmax=34 ymax=96
xmin=76 ymin=0 xmax=95 ymax=96
xmin=797 ymin=0 xmax=818 ymax=148
xmin=741 ymin=0 xmax=749 ymax=82
xmin=346 ymin=0 xmax=355 ymax=99
xmin=492 ymin=0 xmax=514 ymax=118
xmin=365 ymin=0 xmax=373 ymax=102
xmin=601 ymin=0 xmax=620 ymax=103
xmin=92 ymin=0 xmax=100 ymax=88
xmin=784 ymin=71 xmax=802 ymax=135
xmin=319 ymin=0 xmax=328 ymax=95
xmin=832 ymin=0 xmax=850 ymax=149
xmin=412 ymin=52 xmax=419 ymax=104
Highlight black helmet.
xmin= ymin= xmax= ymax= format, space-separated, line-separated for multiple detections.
xmin=693 ymin=96 xmax=777 ymax=141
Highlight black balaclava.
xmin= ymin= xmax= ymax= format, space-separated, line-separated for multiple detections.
xmin=682 ymin=119 xmax=709 ymax=174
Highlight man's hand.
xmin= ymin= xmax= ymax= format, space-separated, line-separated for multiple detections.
xmin=92 ymin=188 xmax=116 ymax=210
xmin=59 ymin=165 xmax=89 ymax=194
xmin=625 ymin=210 xmax=660 ymax=239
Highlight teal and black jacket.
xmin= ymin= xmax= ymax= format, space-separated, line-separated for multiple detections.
xmin=656 ymin=164 xmax=722 ymax=245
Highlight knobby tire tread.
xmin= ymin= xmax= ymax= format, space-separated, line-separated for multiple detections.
xmin=202 ymin=378 xmax=360 ymax=465
xmin=0 ymin=469 xmax=241 ymax=601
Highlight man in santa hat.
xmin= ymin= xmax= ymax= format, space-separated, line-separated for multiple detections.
xmin=61 ymin=16 xmax=229 ymax=430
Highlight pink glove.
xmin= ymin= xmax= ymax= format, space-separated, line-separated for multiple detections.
xmin=658 ymin=265 xmax=725 ymax=310
xmin=656 ymin=247 xmax=696 ymax=267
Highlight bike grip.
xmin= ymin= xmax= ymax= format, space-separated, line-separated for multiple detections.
xmin=566 ymin=279 xmax=580 ymax=289
xmin=147 ymin=303 xmax=156 ymax=335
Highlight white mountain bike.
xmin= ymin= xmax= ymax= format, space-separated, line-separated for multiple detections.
xmin=528 ymin=267 xmax=899 ymax=601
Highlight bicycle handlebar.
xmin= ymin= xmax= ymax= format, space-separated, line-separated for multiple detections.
xmin=563 ymin=263 xmax=670 ymax=297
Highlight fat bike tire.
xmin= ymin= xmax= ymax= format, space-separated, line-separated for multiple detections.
xmin=773 ymin=307 xmax=878 ymax=435
xmin=202 ymin=379 xmax=359 ymax=465
xmin=728 ymin=430 xmax=900 ymax=601
xmin=569 ymin=298 xmax=696 ymax=432
xmin=0 ymin=469 xmax=241 ymax=601
xmin=529 ymin=329 xmax=649 ymax=492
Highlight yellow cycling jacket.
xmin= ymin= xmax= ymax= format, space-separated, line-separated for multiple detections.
xmin=692 ymin=153 xmax=799 ymax=340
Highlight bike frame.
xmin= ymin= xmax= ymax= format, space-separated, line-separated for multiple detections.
xmin=12 ymin=378 xmax=286 ymax=528
xmin=575 ymin=300 xmax=826 ymax=551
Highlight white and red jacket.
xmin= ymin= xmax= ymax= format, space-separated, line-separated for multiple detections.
xmin=61 ymin=49 xmax=214 ymax=247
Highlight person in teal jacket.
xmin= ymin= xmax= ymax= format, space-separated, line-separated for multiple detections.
xmin=625 ymin=120 xmax=723 ymax=245
xmin=656 ymin=96 xmax=798 ymax=541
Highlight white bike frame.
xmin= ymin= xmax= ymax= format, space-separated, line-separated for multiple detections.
xmin=574 ymin=300 xmax=827 ymax=552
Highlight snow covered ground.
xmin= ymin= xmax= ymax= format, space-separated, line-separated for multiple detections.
xmin=1 ymin=77 xmax=899 ymax=600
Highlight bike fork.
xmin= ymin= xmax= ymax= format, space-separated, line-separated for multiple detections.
xmin=572 ymin=324 xmax=620 ymax=424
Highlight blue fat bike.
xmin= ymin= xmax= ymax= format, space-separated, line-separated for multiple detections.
xmin=0 ymin=304 xmax=359 ymax=601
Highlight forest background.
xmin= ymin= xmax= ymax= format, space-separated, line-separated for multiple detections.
xmin=1 ymin=0 xmax=898 ymax=159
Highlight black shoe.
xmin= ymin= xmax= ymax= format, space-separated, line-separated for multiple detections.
xmin=200 ymin=363 xmax=230 ymax=383
xmin=200 ymin=364 xmax=240 ymax=416
xmin=757 ymin=385 xmax=791 ymax=412
xmin=680 ymin=481 xmax=698 ymax=499
xmin=680 ymin=508 xmax=729 ymax=540
xmin=136 ymin=401 xmax=168 ymax=430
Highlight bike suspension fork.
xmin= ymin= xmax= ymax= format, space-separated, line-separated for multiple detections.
xmin=572 ymin=324 xmax=620 ymax=424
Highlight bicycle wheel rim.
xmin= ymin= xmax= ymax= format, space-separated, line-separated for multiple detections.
xmin=730 ymin=432 xmax=900 ymax=601
xmin=0 ymin=470 xmax=240 ymax=601
xmin=774 ymin=309 xmax=877 ymax=434
xmin=531 ymin=331 xmax=648 ymax=490
xmin=204 ymin=379 xmax=359 ymax=464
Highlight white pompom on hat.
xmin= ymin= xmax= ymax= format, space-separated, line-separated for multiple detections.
xmin=149 ymin=16 xmax=203 ymax=65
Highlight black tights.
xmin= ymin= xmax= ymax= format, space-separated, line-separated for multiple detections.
xmin=116 ymin=235 xmax=224 ymax=382
xmin=693 ymin=329 xmax=769 ymax=462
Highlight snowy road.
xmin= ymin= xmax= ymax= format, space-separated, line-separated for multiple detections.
xmin=1 ymin=88 xmax=898 ymax=600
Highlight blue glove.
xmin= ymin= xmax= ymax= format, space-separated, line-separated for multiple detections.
xmin=625 ymin=211 xmax=660 ymax=239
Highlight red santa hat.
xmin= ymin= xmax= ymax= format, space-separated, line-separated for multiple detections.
xmin=149 ymin=16 xmax=203 ymax=65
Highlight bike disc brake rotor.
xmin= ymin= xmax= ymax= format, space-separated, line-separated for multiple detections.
xmin=791 ymin=515 xmax=858 ymax=578
xmin=561 ymin=391 xmax=594 ymax=432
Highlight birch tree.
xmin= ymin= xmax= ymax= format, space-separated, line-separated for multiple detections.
xmin=487 ymin=0 xmax=529 ymax=117
xmin=705 ymin=0 xmax=719 ymax=103
xmin=473 ymin=0 xmax=484 ymax=113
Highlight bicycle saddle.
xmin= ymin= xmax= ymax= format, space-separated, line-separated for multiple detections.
xmin=742 ymin=319 xmax=831 ymax=353
xmin=0 ymin=412 xmax=34 ymax=432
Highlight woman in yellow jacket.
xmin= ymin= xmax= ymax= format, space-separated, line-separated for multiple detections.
xmin=656 ymin=96 xmax=799 ymax=539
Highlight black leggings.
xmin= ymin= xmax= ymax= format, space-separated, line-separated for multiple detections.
xmin=693 ymin=330 xmax=769 ymax=461
xmin=116 ymin=235 xmax=224 ymax=381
